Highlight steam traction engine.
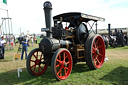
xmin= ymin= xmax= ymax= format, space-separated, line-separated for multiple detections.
xmin=26 ymin=1 xmax=105 ymax=80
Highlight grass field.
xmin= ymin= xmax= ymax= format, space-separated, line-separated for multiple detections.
xmin=0 ymin=43 xmax=128 ymax=85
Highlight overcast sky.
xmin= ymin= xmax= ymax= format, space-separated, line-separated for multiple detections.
xmin=0 ymin=0 xmax=128 ymax=35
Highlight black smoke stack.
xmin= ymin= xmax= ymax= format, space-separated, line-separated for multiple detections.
xmin=43 ymin=1 xmax=52 ymax=38
xmin=108 ymin=24 xmax=111 ymax=38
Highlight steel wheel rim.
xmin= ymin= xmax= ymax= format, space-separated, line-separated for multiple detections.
xmin=92 ymin=36 xmax=105 ymax=68
xmin=29 ymin=50 xmax=48 ymax=76
xmin=55 ymin=50 xmax=72 ymax=80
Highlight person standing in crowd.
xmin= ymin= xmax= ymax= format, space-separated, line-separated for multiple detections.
xmin=21 ymin=35 xmax=28 ymax=60
xmin=31 ymin=36 xmax=34 ymax=47
xmin=10 ymin=37 xmax=14 ymax=50
xmin=0 ymin=36 xmax=6 ymax=59
xmin=33 ymin=35 xmax=37 ymax=44
xmin=13 ymin=35 xmax=16 ymax=46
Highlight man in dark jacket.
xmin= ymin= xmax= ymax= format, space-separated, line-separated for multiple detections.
xmin=21 ymin=35 xmax=28 ymax=60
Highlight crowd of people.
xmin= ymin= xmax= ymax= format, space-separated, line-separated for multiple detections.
xmin=0 ymin=35 xmax=37 ymax=59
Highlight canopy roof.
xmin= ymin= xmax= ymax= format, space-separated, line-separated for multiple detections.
xmin=53 ymin=12 xmax=105 ymax=22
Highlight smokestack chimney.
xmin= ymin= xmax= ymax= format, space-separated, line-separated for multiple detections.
xmin=43 ymin=1 xmax=52 ymax=38
xmin=108 ymin=24 xmax=111 ymax=38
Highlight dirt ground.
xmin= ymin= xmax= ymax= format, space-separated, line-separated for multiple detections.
xmin=106 ymin=48 xmax=128 ymax=59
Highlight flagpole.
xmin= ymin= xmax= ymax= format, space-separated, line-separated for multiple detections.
xmin=7 ymin=9 xmax=10 ymax=37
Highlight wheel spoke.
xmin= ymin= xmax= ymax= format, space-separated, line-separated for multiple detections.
xmin=99 ymin=53 xmax=103 ymax=57
xmin=63 ymin=53 xmax=65 ymax=61
xmin=40 ymin=53 xmax=43 ymax=60
xmin=65 ymin=67 xmax=68 ymax=70
xmin=92 ymin=51 xmax=95 ymax=54
xmin=93 ymin=59 xmax=96 ymax=65
xmin=93 ymin=55 xmax=97 ymax=65
xmin=40 ymin=57 xmax=44 ymax=60
xmin=93 ymin=41 xmax=97 ymax=48
xmin=57 ymin=67 xmax=63 ymax=75
xmin=56 ymin=59 xmax=62 ymax=63
xmin=38 ymin=66 xmax=40 ymax=73
xmin=60 ymin=69 xmax=62 ymax=76
xmin=56 ymin=64 xmax=60 ymax=68
xmin=30 ymin=60 xmax=35 ymax=62
xmin=64 ymin=68 xmax=67 ymax=76
xmin=65 ymin=55 xmax=68 ymax=60
xmin=98 ymin=45 xmax=103 ymax=49
xmin=33 ymin=54 xmax=37 ymax=59
xmin=59 ymin=55 xmax=61 ymax=60
xmin=92 ymin=54 xmax=97 ymax=59
xmin=96 ymin=38 xmax=100 ymax=45
xmin=30 ymin=64 xmax=36 ymax=69
xmin=92 ymin=46 xmax=96 ymax=51
xmin=96 ymin=57 xmax=101 ymax=65
xmin=39 ymin=66 xmax=43 ymax=71
xmin=33 ymin=65 xmax=36 ymax=72
xmin=66 ymin=61 xmax=69 ymax=64
xmin=92 ymin=47 xmax=96 ymax=54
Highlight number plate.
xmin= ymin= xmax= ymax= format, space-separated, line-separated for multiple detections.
xmin=41 ymin=28 xmax=49 ymax=32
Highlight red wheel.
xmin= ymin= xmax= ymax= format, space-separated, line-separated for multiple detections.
xmin=51 ymin=48 xmax=72 ymax=81
xmin=26 ymin=48 xmax=48 ymax=76
xmin=85 ymin=34 xmax=105 ymax=69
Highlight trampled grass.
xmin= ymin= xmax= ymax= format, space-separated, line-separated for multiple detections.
xmin=0 ymin=43 xmax=128 ymax=85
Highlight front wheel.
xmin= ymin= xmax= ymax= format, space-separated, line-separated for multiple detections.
xmin=51 ymin=48 xmax=72 ymax=81
xmin=26 ymin=48 xmax=48 ymax=76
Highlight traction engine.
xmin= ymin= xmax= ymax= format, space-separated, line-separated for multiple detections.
xmin=26 ymin=1 xmax=105 ymax=80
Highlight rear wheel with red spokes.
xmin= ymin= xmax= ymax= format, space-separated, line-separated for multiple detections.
xmin=85 ymin=34 xmax=105 ymax=69
xmin=51 ymin=48 xmax=72 ymax=81
xmin=26 ymin=48 xmax=48 ymax=76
